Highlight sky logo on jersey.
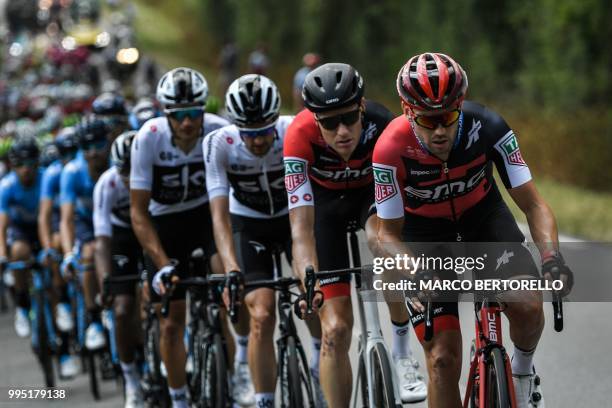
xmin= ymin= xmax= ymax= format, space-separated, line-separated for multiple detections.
xmin=373 ymin=166 xmax=397 ymax=203
xmin=498 ymin=132 xmax=526 ymax=166
xmin=284 ymin=158 xmax=307 ymax=193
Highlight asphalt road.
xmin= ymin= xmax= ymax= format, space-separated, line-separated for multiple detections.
xmin=0 ymin=234 xmax=610 ymax=407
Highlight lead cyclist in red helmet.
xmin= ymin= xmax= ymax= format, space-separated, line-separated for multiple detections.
xmin=374 ymin=52 xmax=574 ymax=408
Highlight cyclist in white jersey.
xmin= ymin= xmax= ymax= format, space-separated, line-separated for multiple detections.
xmin=130 ymin=67 xmax=229 ymax=408
xmin=93 ymin=131 xmax=144 ymax=408
xmin=204 ymin=74 xmax=325 ymax=407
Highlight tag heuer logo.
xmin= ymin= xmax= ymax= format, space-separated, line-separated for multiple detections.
xmin=373 ymin=166 xmax=397 ymax=203
xmin=284 ymin=159 xmax=307 ymax=193
xmin=500 ymin=133 xmax=526 ymax=166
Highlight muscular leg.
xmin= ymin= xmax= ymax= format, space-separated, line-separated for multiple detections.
xmin=157 ymin=299 xmax=187 ymax=388
xmin=80 ymin=242 xmax=100 ymax=310
xmin=10 ymin=241 xmax=32 ymax=309
xmin=114 ymin=294 xmax=138 ymax=362
xmin=422 ymin=330 xmax=462 ymax=408
xmin=245 ymin=288 xmax=276 ymax=393
xmin=501 ymin=290 xmax=544 ymax=351
xmin=319 ymin=296 xmax=354 ymax=408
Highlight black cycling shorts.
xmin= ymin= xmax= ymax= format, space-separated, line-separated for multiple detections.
xmin=108 ymin=225 xmax=143 ymax=296
xmin=402 ymin=192 xmax=540 ymax=341
xmin=231 ymin=214 xmax=291 ymax=294
xmin=145 ymin=203 xmax=217 ymax=303
xmin=313 ymin=184 xmax=377 ymax=299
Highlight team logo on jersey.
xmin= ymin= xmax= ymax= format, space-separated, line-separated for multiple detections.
xmin=373 ymin=165 xmax=397 ymax=203
xmin=226 ymin=137 xmax=234 ymax=144
xmin=290 ymin=195 xmax=299 ymax=204
xmin=303 ymin=193 xmax=312 ymax=201
xmin=284 ymin=159 xmax=307 ymax=193
xmin=497 ymin=132 xmax=526 ymax=166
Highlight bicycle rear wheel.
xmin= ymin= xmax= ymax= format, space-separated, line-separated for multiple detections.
xmin=200 ymin=333 xmax=230 ymax=408
xmin=34 ymin=295 xmax=55 ymax=388
xmin=357 ymin=352 xmax=369 ymax=407
xmin=485 ymin=347 xmax=511 ymax=408
xmin=88 ymin=350 xmax=100 ymax=400
xmin=370 ymin=343 xmax=397 ymax=407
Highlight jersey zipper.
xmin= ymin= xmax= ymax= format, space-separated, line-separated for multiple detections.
xmin=261 ymin=157 xmax=274 ymax=215
xmin=181 ymin=165 xmax=189 ymax=202
xmin=443 ymin=162 xmax=462 ymax=242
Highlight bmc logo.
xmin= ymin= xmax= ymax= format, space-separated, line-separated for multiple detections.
xmin=405 ymin=166 xmax=486 ymax=201
xmin=311 ymin=166 xmax=372 ymax=181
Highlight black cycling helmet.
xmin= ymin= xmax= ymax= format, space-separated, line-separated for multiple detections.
xmin=8 ymin=135 xmax=39 ymax=166
xmin=92 ymin=92 xmax=127 ymax=116
xmin=40 ymin=141 xmax=60 ymax=167
xmin=55 ymin=126 xmax=79 ymax=158
xmin=77 ymin=115 xmax=110 ymax=148
xmin=302 ymin=63 xmax=364 ymax=113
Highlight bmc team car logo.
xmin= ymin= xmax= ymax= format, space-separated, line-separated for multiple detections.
xmin=497 ymin=132 xmax=526 ymax=166
xmin=284 ymin=158 xmax=307 ymax=193
xmin=373 ymin=165 xmax=397 ymax=203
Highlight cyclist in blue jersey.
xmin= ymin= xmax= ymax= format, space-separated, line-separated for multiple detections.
xmin=92 ymin=92 xmax=129 ymax=141
xmin=60 ymin=116 xmax=110 ymax=351
xmin=0 ymin=137 xmax=42 ymax=341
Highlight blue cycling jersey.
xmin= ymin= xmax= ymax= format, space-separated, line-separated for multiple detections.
xmin=60 ymin=155 xmax=97 ymax=220
xmin=0 ymin=169 xmax=43 ymax=226
xmin=40 ymin=160 xmax=63 ymax=209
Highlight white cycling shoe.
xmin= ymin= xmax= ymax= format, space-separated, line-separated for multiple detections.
xmin=59 ymin=354 xmax=79 ymax=379
xmin=513 ymin=367 xmax=545 ymax=408
xmin=395 ymin=356 xmax=427 ymax=403
xmin=124 ymin=387 xmax=145 ymax=408
xmin=14 ymin=308 xmax=31 ymax=338
xmin=232 ymin=361 xmax=255 ymax=406
xmin=85 ymin=322 xmax=106 ymax=350
xmin=56 ymin=303 xmax=74 ymax=332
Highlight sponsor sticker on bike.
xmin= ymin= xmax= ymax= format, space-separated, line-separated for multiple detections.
xmin=373 ymin=166 xmax=397 ymax=203
xmin=284 ymin=158 xmax=307 ymax=193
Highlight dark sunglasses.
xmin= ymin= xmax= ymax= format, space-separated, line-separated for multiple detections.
xmin=13 ymin=159 xmax=38 ymax=168
xmin=83 ymin=140 xmax=108 ymax=152
xmin=413 ymin=109 xmax=461 ymax=130
xmin=239 ymin=126 xmax=276 ymax=138
xmin=315 ymin=109 xmax=361 ymax=130
xmin=165 ymin=107 xmax=204 ymax=122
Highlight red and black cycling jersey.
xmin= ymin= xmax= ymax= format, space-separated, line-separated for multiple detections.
xmin=283 ymin=100 xmax=393 ymax=209
xmin=373 ymin=100 xmax=532 ymax=221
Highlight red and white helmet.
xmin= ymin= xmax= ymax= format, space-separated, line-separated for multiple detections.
xmin=396 ymin=53 xmax=468 ymax=111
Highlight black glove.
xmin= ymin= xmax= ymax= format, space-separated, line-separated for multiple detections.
xmin=542 ymin=252 xmax=574 ymax=296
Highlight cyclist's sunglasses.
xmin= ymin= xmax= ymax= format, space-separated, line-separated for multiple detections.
xmin=13 ymin=159 xmax=38 ymax=168
xmin=239 ymin=125 xmax=276 ymax=138
xmin=412 ymin=109 xmax=461 ymax=130
xmin=83 ymin=140 xmax=108 ymax=152
xmin=165 ymin=107 xmax=204 ymax=122
xmin=315 ymin=109 xmax=361 ymax=130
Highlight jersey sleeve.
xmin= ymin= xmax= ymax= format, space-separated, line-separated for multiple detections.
xmin=0 ymin=178 xmax=11 ymax=215
xmin=372 ymin=128 xmax=407 ymax=219
xmin=203 ymin=130 xmax=230 ymax=200
xmin=283 ymin=116 xmax=315 ymax=210
xmin=129 ymin=127 xmax=154 ymax=191
xmin=60 ymin=163 xmax=78 ymax=206
xmin=484 ymin=108 xmax=532 ymax=189
xmin=93 ymin=172 xmax=113 ymax=237
xmin=40 ymin=164 xmax=60 ymax=202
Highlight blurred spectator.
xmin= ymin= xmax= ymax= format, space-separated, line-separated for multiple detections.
xmin=217 ymin=40 xmax=238 ymax=95
xmin=292 ymin=52 xmax=321 ymax=112
xmin=247 ymin=43 xmax=269 ymax=75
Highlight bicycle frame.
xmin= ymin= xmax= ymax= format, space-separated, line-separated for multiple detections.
xmin=463 ymin=301 xmax=517 ymax=408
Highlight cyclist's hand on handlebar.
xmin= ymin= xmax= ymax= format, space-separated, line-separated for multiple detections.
xmin=542 ymin=251 xmax=574 ymax=297
xmin=223 ymin=270 xmax=244 ymax=310
xmin=296 ymin=290 xmax=324 ymax=319
xmin=152 ymin=264 xmax=178 ymax=295
xmin=0 ymin=256 xmax=8 ymax=273
xmin=406 ymin=269 xmax=439 ymax=313
xmin=60 ymin=252 xmax=77 ymax=278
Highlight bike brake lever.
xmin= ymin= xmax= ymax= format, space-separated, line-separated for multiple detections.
xmin=305 ymin=265 xmax=315 ymax=314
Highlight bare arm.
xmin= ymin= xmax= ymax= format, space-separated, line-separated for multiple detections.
xmin=60 ymin=203 xmax=75 ymax=254
xmin=0 ymin=213 xmax=8 ymax=259
xmin=94 ymin=236 xmax=112 ymax=292
xmin=289 ymin=205 xmax=318 ymax=280
xmin=209 ymin=196 xmax=240 ymax=273
xmin=508 ymin=181 xmax=559 ymax=253
xmin=130 ymin=189 xmax=169 ymax=270
xmin=38 ymin=199 xmax=54 ymax=250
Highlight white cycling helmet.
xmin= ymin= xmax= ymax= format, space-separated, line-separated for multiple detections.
xmin=156 ymin=67 xmax=208 ymax=108
xmin=110 ymin=130 xmax=137 ymax=174
xmin=225 ymin=74 xmax=280 ymax=129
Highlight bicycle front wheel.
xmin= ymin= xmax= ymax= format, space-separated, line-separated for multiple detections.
xmin=200 ymin=333 xmax=230 ymax=408
xmin=370 ymin=343 xmax=398 ymax=408
xmin=485 ymin=347 xmax=511 ymax=408
xmin=279 ymin=336 xmax=304 ymax=408
xmin=34 ymin=295 xmax=55 ymax=388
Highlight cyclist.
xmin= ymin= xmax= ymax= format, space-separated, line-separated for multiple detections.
xmin=284 ymin=63 xmax=427 ymax=406
xmin=93 ymin=130 xmax=144 ymax=408
xmin=204 ymin=74 xmax=325 ymax=407
xmin=60 ymin=115 xmax=110 ymax=352
xmin=38 ymin=127 xmax=79 ymax=335
xmin=130 ymin=67 xmax=229 ymax=408
xmin=374 ymin=52 xmax=575 ymax=408
xmin=0 ymin=136 xmax=41 ymax=340
xmin=128 ymin=97 xmax=161 ymax=131
xmin=91 ymin=91 xmax=129 ymax=141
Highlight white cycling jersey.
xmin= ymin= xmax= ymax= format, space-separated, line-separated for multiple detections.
xmin=130 ymin=114 xmax=229 ymax=216
xmin=93 ymin=166 xmax=130 ymax=237
xmin=203 ymin=115 xmax=292 ymax=218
